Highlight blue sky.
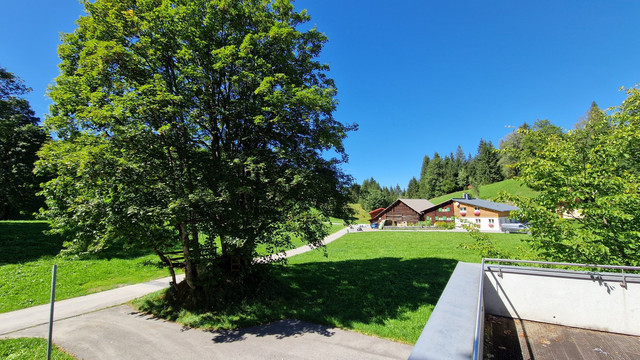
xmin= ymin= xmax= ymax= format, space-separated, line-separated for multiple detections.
xmin=2 ymin=0 xmax=640 ymax=188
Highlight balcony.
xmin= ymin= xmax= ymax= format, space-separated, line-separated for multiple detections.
xmin=409 ymin=259 xmax=640 ymax=360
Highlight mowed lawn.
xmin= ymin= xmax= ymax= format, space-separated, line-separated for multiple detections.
xmin=136 ymin=230 xmax=528 ymax=344
xmin=0 ymin=221 xmax=170 ymax=313
xmin=0 ymin=221 xmax=345 ymax=314
xmin=0 ymin=338 xmax=75 ymax=360
xmin=278 ymin=231 xmax=526 ymax=343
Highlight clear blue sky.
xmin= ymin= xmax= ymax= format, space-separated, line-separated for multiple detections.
xmin=2 ymin=0 xmax=640 ymax=188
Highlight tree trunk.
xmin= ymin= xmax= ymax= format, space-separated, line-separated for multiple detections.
xmin=178 ymin=223 xmax=198 ymax=290
xmin=153 ymin=248 xmax=178 ymax=292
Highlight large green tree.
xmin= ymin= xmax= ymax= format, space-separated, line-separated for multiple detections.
xmin=0 ymin=67 xmax=48 ymax=219
xmin=502 ymin=89 xmax=640 ymax=266
xmin=37 ymin=0 xmax=354 ymax=298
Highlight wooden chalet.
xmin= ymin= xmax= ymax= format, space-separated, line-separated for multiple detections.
xmin=369 ymin=199 xmax=435 ymax=226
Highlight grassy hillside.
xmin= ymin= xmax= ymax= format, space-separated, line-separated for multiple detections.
xmin=429 ymin=179 xmax=537 ymax=204
xmin=348 ymin=203 xmax=371 ymax=223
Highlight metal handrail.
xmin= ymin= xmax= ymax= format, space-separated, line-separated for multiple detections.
xmin=471 ymin=258 xmax=640 ymax=360
xmin=483 ymin=258 xmax=640 ymax=271
xmin=472 ymin=259 xmax=485 ymax=360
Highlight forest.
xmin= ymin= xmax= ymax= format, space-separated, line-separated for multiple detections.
xmin=353 ymin=103 xmax=603 ymax=212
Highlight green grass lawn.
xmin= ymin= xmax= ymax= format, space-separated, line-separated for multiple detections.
xmin=429 ymin=179 xmax=538 ymax=204
xmin=0 ymin=221 xmax=171 ymax=313
xmin=0 ymin=338 xmax=76 ymax=359
xmin=0 ymin=221 xmax=345 ymax=314
xmin=347 ymin=203 xmax=371 ymax=223
xmin=135 ymin=231 xmax=529 ymax=344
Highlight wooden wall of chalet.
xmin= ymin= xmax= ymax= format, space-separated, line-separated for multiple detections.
xmin=381 ymin=202 xmax=422 ymax=224
xmin=454 ymin=202 xmax=511 ymax=218
xmin=424 ymin=200 xmax=455 ymax=223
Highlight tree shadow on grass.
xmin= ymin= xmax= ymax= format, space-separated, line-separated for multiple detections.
xmin=0 ymin=222 xmax=65 ymax=264
xmin=278 ymin=257 xmax=458 ymax=327
xmin=203 ymin=257 xmax=458 ymax=343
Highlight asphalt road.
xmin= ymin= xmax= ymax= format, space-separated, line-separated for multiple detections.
xmin=6 ymin=304 xmax=412 ymax=359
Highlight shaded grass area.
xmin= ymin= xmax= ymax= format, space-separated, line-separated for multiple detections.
xmin=135 ymin=231 xmax=528 ymax=343
xmin=0 ymin=221 xmax=66 ymax=265
xmin=0 ymin=338 xmax=76 ymax=359
xmin=0 ymin=221 xmax=172 ymax=313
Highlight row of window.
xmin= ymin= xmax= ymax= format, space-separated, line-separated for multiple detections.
xmin=474 ymin=219 xmax=495 ymax=224
xmin=437 ymin=207 xmax=451 ymax=212
xmin=426 ymin=216 xmax=454 ymax=221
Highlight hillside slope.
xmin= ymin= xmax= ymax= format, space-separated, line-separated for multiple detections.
xmin=429 ymin=179 xmax=536 ymax=204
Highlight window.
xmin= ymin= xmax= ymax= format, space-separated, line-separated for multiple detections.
xmin=488 ymin=219 xmax=495 ymax=224
xmin=475 ymin=219 xmax=481 ymax=224
xmin=460 ymin=206 xmax=466 ymax=212
xmin=475 ymin=207 xmax=480 ymax=211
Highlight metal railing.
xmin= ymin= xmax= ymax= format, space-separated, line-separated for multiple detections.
xmin=472 ymin=258 xmax=486 ymax=360
xmin=472 ymin=258 xmax=640 ymax=360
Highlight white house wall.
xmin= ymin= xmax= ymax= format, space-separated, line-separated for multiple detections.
xmin=455 ymin=217 xmax=511 ymax=232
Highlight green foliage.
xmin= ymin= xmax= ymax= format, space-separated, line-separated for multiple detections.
xmin=434 ymin=221 xmax=455 ymax=230
xmin=0 ymin=338 xmax=75 ymax=360
xmin=357 ymin=177 xmax=399 ymax=211
xmin=0 ymin=67 xmax=48 ymax=220
xmin=135 ymin=231 xmax=528 ymax=344
xmin=499 ymin=119 xmax=563 ymax=179
xmin=471 ymin=139 xmax=503 ymax=185
xmin=405 ymin=177 xmax=420 ymax=198
xmin=419 ymin=152 xmax=443 ymax=199
xmin=503 ymin=89 xmax=640 ymax=266
xmin=459 ymin=221 xmax=509 ymax=258
xmin=38 ymin=0 xmax=354 ymax=292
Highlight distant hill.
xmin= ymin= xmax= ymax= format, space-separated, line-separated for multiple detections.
xmin=429 ymin=179 xmax=537 ymax=205
xmin=347 ymin=203 xmax=372 ymax=223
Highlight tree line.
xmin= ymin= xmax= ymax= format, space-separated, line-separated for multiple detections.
xmin=353 ymin=105 xmax=605 ymax=212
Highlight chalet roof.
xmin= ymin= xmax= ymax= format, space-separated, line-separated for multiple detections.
xmin=368 ymin=207 xmax=386 ymax=214
xmin=452 ymin=197 xmax=519 ymax=212
xmin=397 ymin=198 xmax=435 ymax=213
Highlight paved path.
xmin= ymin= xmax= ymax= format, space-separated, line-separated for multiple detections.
xmin=6 ymin=305 xmax=412 ymax=359
xmin=0 ymin=227 xmax=413 ymax=359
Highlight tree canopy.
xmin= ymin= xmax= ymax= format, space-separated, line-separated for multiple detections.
xmin=502 ymin=89 xmax=640 ymax=266
xmin=37 ymin=0 xmax=354 ymax=297
xmin=0 ymin=67 xmax=47 ymax=219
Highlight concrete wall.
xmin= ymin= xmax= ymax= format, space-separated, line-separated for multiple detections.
xmin=409 ymin=262 xmax=482 ymax=360
xmin=484 ymin=265 xmax=640 ymax=336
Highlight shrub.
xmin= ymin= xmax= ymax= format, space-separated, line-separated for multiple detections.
xmin=434 ymin=221 xmax=455 ymax=230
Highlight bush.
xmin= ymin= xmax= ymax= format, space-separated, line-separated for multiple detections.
xmin=434 ymin=221 xmax=455 ymax=230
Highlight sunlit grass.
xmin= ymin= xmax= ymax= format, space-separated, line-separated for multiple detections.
xmin=0 ymin=221 xmax=171 ymax=313
xmin=0 ymin=338 xmax=76 ymax=359
xmin=135 ymin=231 xmax=528 ymax=344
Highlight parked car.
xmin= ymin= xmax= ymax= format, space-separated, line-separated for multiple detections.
xmin=501 ymin=223 xmax=529 ymax=234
